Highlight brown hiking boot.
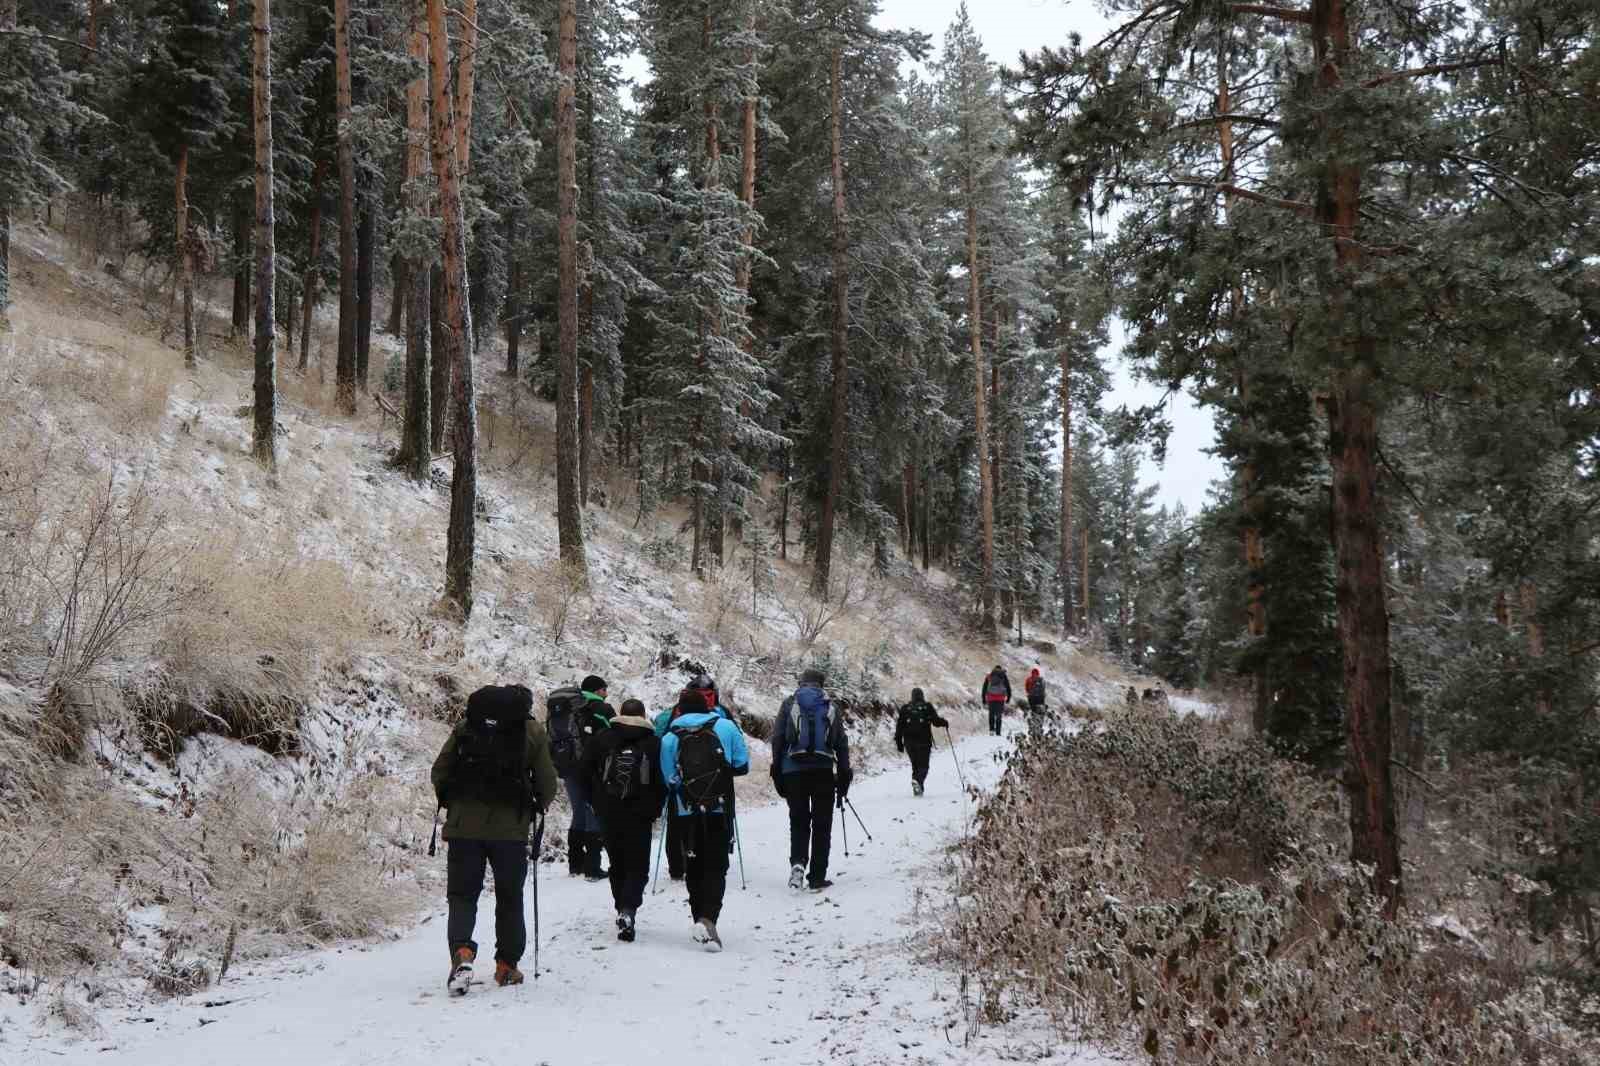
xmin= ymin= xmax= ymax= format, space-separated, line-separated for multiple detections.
xmin=493 ymin=960 xmax=524 ymax=986
xmin=447 ymin=945 xmax=476 ymax=996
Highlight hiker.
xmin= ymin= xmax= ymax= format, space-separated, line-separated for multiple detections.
xmin=581 ymin=698 xmax=668 ymax=943
xmin=652 ymin=676 xmax=730 ymax=882
xmin=894 ymin=687 xmax=948 ymax=796
xmin=549 ymin=675 xmax=616 ymax=881
xmin=659 ymin=687 xmax=750 ymax=951
xmin=1025 ymin=668 xmax=1048 ymax=732
xmin=431 ymin=683 xmax=559 ymax=995
xmin=981 ymin=665 xmax=1011 ymax=736
xmin=770 ymin=668 xmax=852 ymax=892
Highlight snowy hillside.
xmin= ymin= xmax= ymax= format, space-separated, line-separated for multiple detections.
xmin=0 ymin=227 xmax=1169 ymax=1060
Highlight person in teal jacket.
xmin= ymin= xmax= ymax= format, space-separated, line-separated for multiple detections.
xmin=659 ymin=694 xmax=749 ymax=952
xmin=652 ymin=676 xmax=732 ymax=880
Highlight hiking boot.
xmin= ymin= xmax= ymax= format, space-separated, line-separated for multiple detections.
xmin=584 ymin=833 xmax=608 ymax=881
xmin=912 ymin=780 xmax=924 ymax=796
xmin=691 ymin=919 xmax=723 ymax=953
xmin=493 ymin=960 xmax=524 ymax=987
xmin=808 ymin=878 xmax=834 ymax=893
xmin=567 ymin=828 xmax=584 ymax=877
xmin=788 ymin=864 xmax=806 ymax=890
xmin=616 ymin=910 xmax=636 ymax=943
xmin=447 ymin=945 xmax=475 ymax=996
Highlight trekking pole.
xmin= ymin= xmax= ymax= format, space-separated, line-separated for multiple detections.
xmin=427 ymin=803 xmax=441 ymax=858
xmin=944 ymin=726 xmax=968 ymax=793
xmin=844 ymin=797 xmax=873 ymax=842
xmin=651 ymin=794 xmax=669 ymax=894
xmin=733 ymin=810 xmax=747 ymax=890
xmin=530 ymin=811 xmax=545 ymax=980
xmin=839 ymin=794 xmax=849 ymax=857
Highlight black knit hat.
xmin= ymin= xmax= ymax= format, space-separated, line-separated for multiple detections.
xmin=911 ymin=687 xmax=924 ymax=703
xmin=581 ymin=675 xmax=608 ymax=694
xmin=799 ymin=667 xmax=826 ymax=686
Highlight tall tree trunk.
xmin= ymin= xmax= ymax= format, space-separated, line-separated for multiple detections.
xmin=580 ymin=359 xmax=594 ymax=505
xmin=580 ymin=73 xmax=597 ymax=509
xmin=811 ymin=45 xmax=849 ymax=599
xmin=921 ymin=458 xmax=931 ymax=572
xmin=1215 ymin=43 xmax=1270 ymax=733
xmin=1060 ymin=348 xmax=1074 ymax=631
xmin=504 ymin=209 xmax=522 ymax=374
xmin=232 ymin=196 xmax=251 ymax=336
xmin=177 ymin=143 xmax=197 ymax=367
xmin=400 ymin=4 xmax=431 ymax=482
xmin=427 ymin=0 xmax=478 ymax=613
xmin=251 ymin=0 xmax=277 ymax=468
xmin=356 ymin=194 xmax=375 ymax=385
xmin=1081 ymin=527 xmax=1090 ymax=629
xmin=284 ymin=274 xmax=296 ymax=357
xmin=967 ymin=175 xmax=996 ymax=633
xmin=333 ymin=0 xmax=358 ymax=412
xmin=299 ymin=157 xmax=326 ymax=372
xmin=1315 ymin=0 xmax=1401 ymax=918
xmin=430 ymin=264 xmax=448 ymax=450
xmin=387 ymin=253 xmax=407 ymax=335
xmin=453 ymin=0 xmax=477 ymax=175
xmin=86 ymin=0 xmax=99 ymax=49
xmin=554 ymin=0 xmax=587 ymax=571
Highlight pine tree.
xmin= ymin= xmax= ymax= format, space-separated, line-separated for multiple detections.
xmin=426 ymin=0 xmax=477 ymax=614
xmin=251 ymin=0 xmax=277 ymax=468
xmin=332 ymin=0 xmax=357 ymax=411
xmin=554 ymin=0 xmax=587 ymax=574
xmin=396 ymin=0 xmax=432 ymax=482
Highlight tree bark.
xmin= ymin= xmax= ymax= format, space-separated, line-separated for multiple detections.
xmin=554 ymin=0 xmax=587 ymax=571
xmin=1060 ymin=339 xmax=1074 ymax=631
xmin=232 ymin=196 xmax=251 ymax=336
xmin=356 ymin=193 xmax=375 ymax=385
xmin=177 ymin=143 xmax=197 ymax=368
xmin=86 ymin=0 xmax=99 ymax=50
xmin=400 ymin=4 xmax=432 ymax=483
xmin=812 ymin=44 xmax=849 ymax=599
xmin=1081 ymin=527 xmax=1090 ymax=629
xmin=387 ymin=253 xmax=407 ymax=335
xmin=504 ymin=239 xmax=522 ymax=374
xmin=299 ymin=157 xmax=326 ymax=372
xmin=251 ymin=0 xmax=277 ymax=468
xmin=967 ymin=178 xmax=996 ymax=633
xmin=453 ymin=0 xmax=477 ymax=176
xmin=430 ymin=263 xmax=448 ymax=450
xmin=580 ymin=359 xmax=594 ymax=505
xmin=1315 ymin=0 xmax=1401 ymax=918
xmin=333 ymin=0 xmax=358 ymax=413
xmin=427 ymin=0 xmax=478 ymax=614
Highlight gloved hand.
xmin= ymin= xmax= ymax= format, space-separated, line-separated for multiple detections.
xmin=895 ymin=741 xmax=904 ymax=753
xmin=771 ymin=770 xmax=787 ymax=798
xmin=836 ymin=768 xmax=853 ymax=799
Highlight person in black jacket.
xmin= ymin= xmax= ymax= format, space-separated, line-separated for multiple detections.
xmin=894 ymin=687 xmax=949 ymax=796
xmin=581 ymin=698 xmax=668 ymax=942
xmin=771 ymin=668 xmax=851 ymax=892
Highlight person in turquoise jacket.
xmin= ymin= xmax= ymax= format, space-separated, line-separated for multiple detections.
xmin=659 ymin=690 xmax=749 ymax=952
xmin=652 ymin=676 xmax=732 ymax=881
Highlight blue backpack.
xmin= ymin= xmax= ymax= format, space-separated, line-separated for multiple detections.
xmin=786 ymin=688 xmax=837 ymax=765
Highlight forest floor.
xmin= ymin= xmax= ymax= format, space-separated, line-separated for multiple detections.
xmin=9 ymin=722 xmax=1124 ymax=1066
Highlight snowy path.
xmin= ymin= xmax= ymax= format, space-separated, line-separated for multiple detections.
xmin=30 ymin=728 xmax=1111 ymax=1066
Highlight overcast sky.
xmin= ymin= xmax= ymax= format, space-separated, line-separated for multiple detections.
xmin=876 ymin=0 xmax=1226 ymax=515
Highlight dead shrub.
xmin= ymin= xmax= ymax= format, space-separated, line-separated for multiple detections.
xmin=940 ymin=705 xmax=1596 ymax=1064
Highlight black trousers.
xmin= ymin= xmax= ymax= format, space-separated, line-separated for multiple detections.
xmin=987 ymin=700 xmax=1005 ymax=734
xmin=906 ymin=742 xmax=932 ymax=784
xmin=665 ymin=807 xmax=685 ymax=878
xmin=446 ymin=838 xmax=528 ymax=964
xmin=784 ymin=769 xmax=836 ymax=884
xmin=603 ymin=816 xmax=655 ymax=914
xmin=679 ymin=811 xmax=731 ymax=923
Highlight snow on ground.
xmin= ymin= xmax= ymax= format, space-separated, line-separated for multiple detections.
xmin=4 ymin=725 xmax=1118 ymax=1066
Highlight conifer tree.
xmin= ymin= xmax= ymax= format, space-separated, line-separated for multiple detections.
xmin=554 ymin=0 xmax=587 ymax=573
xmin=251 ymin=0 xmax=277 ymax=468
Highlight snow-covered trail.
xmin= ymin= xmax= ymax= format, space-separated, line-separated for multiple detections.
xmin=33 ymin=727 xmax=1108 ymax=1066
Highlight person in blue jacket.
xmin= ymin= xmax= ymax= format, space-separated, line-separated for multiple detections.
xmin=652 ymin=676 xmax=731 ymax=881
xmin=770 ymin=668 xmax=852 ymax=891
xmin=659 ymin=689 xmax=749 ymax=952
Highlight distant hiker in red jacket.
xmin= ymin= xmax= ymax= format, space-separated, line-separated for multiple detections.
xmin=980 ymin=666 xmax=1010 ymax=736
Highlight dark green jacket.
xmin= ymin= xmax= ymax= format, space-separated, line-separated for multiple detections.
xmin=431 ymin=718 xmax=560 ymax=842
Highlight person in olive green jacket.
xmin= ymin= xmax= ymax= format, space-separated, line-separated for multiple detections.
xmin=431 ymin=683 xmax=559 ymax=994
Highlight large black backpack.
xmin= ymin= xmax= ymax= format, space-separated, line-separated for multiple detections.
xmin=546 ymin=686 xmax=587 ymax=775
xmin=601 ymin=734 xmax=654 ymax=803
xmin=672 ymin=721 xmax=731 ymax=813
xmin=448 ymin=695 xmax=532 ymax=811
